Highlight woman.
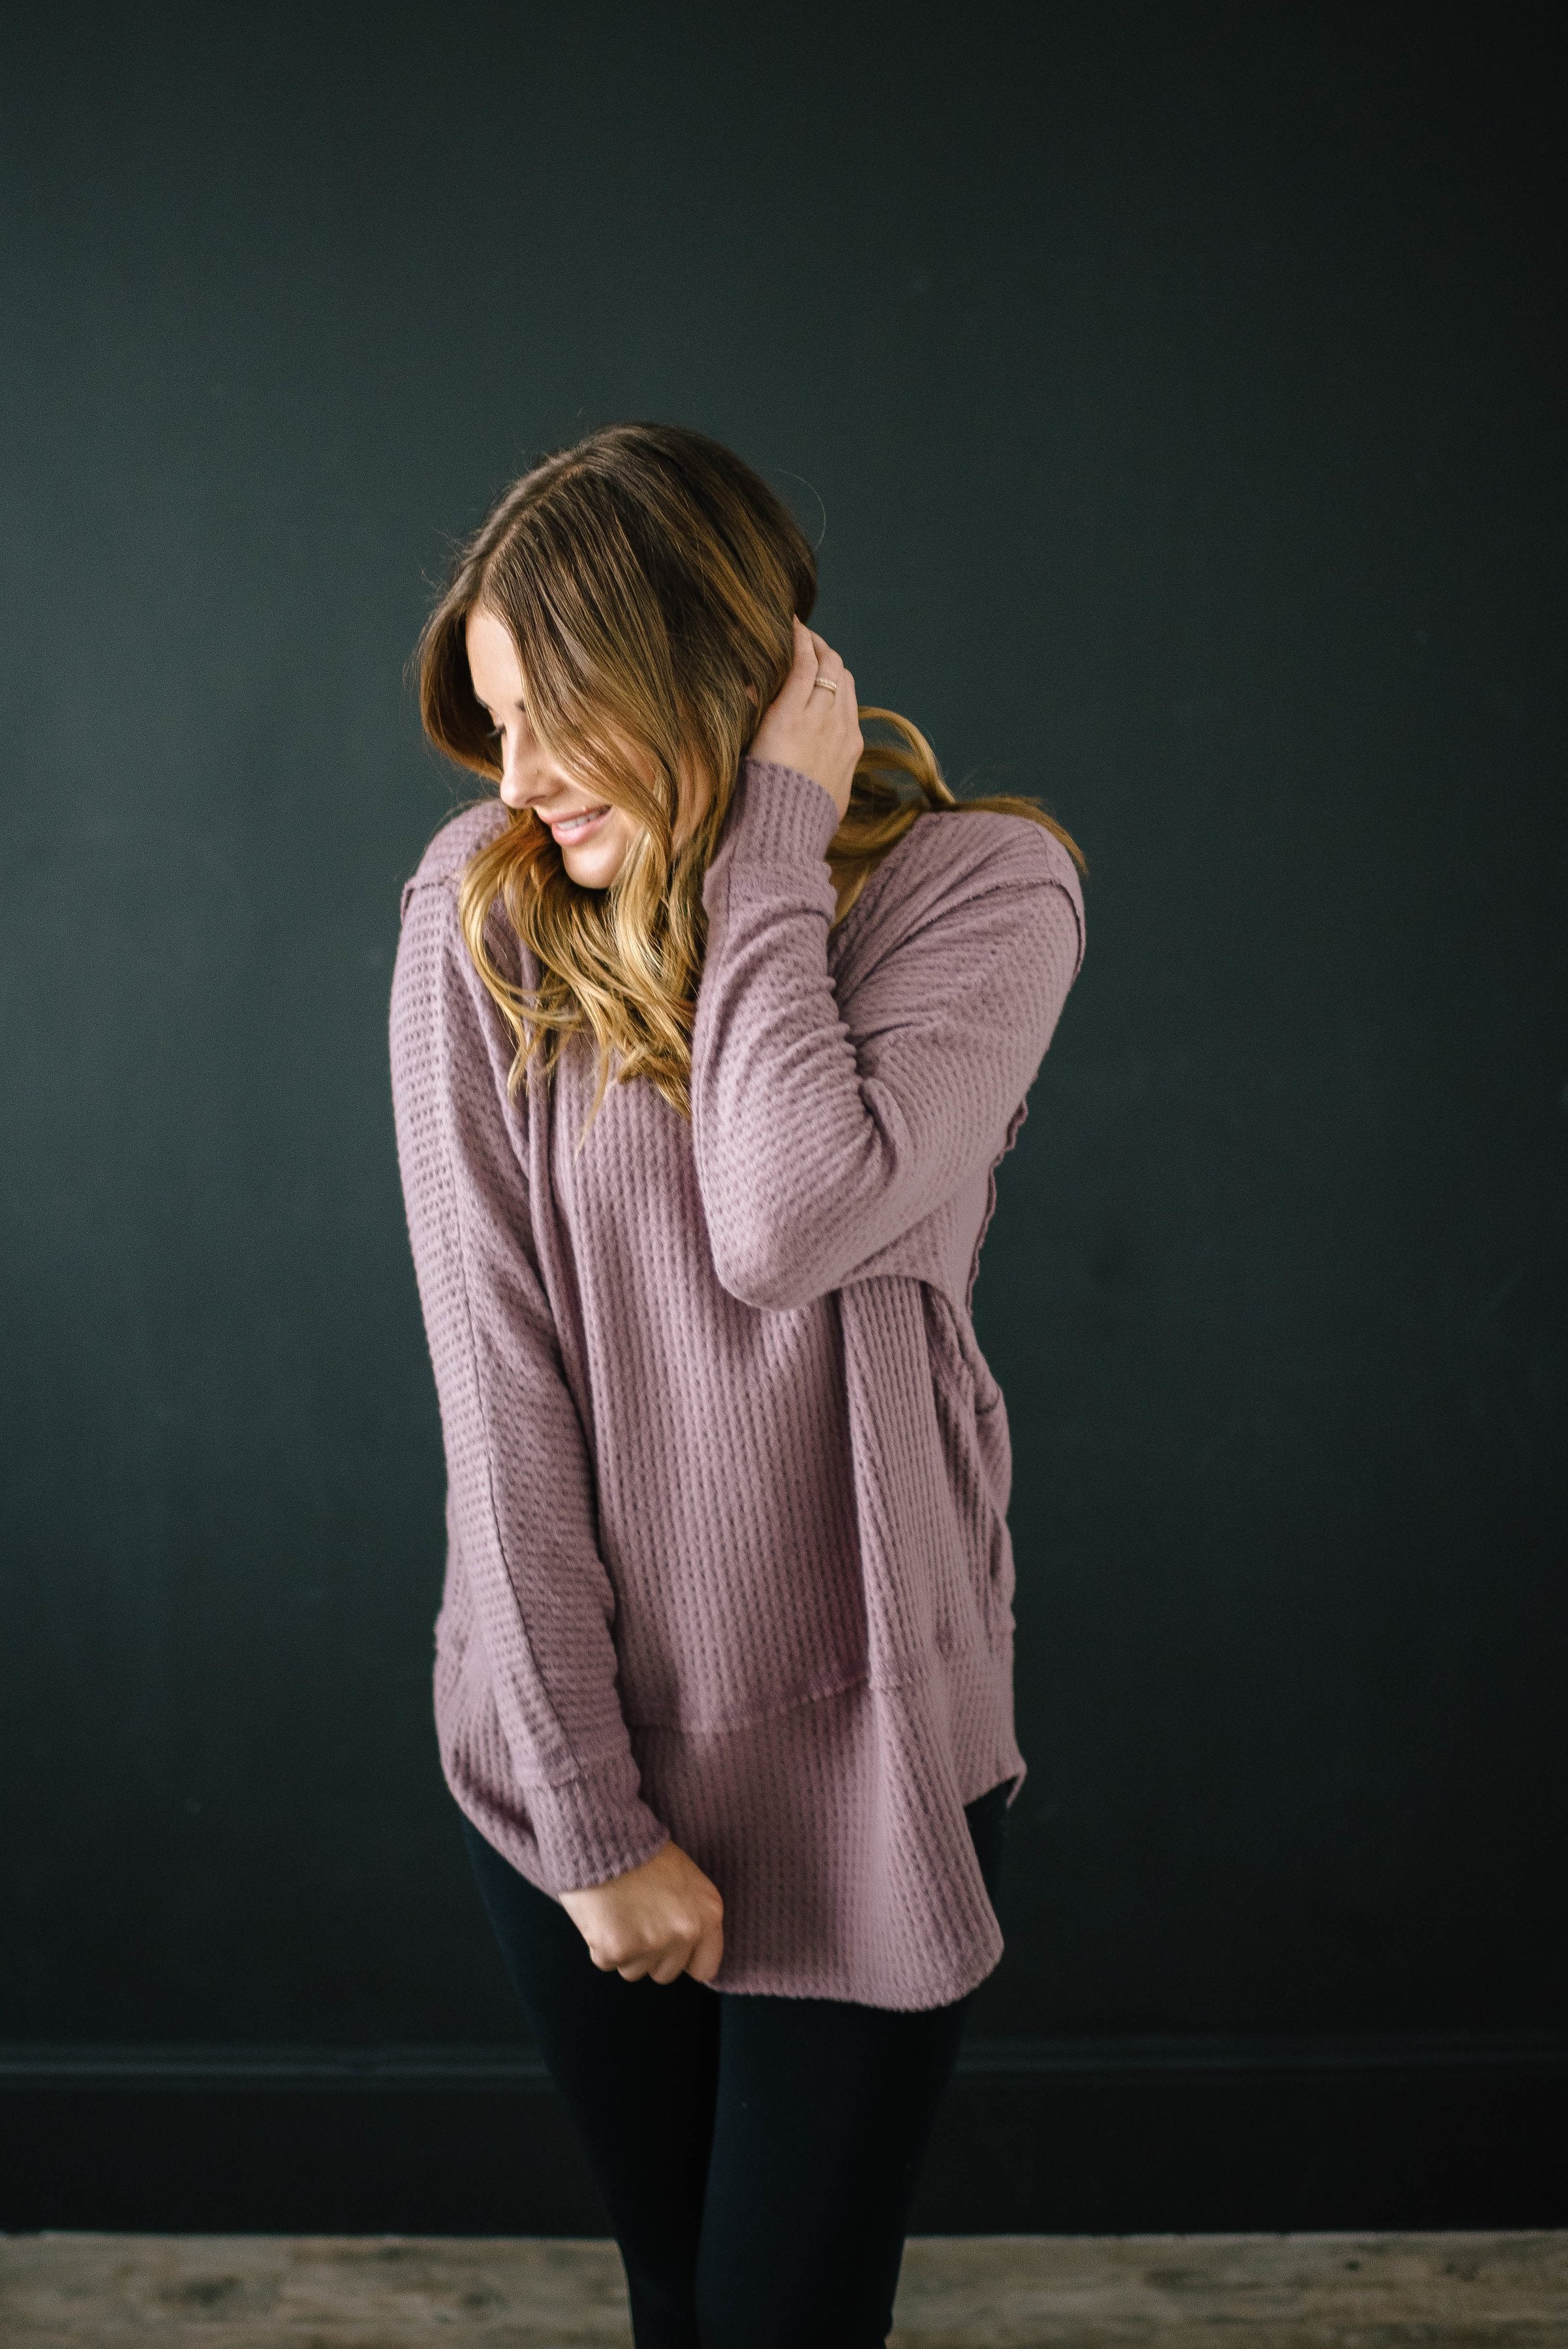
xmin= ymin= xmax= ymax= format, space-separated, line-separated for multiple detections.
xmin=390 ymin=423 xmax=1086 ymax=2348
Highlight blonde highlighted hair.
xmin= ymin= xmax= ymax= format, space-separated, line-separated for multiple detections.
xmin=416 ymin=422 xmax=1086 ymax=1132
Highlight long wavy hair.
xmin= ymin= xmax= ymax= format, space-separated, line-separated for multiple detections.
xmin=416 ymin=422 xmax=1086 ymax=1134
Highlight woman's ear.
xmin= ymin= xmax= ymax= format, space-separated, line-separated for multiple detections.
xmin=744 ymin=683 xmax=758 ymax=707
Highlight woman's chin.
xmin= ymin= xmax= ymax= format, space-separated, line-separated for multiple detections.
xmin=561 ymin=831 xmax=630 ymax=889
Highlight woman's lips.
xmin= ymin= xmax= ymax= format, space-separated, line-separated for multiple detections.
xmin=549 ymin=805 xmax=611 ymax=842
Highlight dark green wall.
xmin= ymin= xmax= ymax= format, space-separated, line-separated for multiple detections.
xmin=2 ymin=4 xmax=1563 ymax=2059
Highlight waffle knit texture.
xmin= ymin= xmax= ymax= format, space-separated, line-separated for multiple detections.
xmin=389 ymin=757 xmax=1085 ymax=2009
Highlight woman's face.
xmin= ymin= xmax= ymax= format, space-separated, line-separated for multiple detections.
xmin=465 ymin=606 xmax=698 ymax=890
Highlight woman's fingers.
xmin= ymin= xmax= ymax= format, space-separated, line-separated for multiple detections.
xmin=746 ymin=615 xmax=861 ymax=816
xmin=806 ymin=627 xmax=844 ymax=683
xmin=564 ymin=1839 xmax=726 ymax=1986
xmin=614 ymin=1916 xmax=720 ymax=1985
xmin=619 ymin=1922 xmax=722 ymax=1986
xmin=807 ymin=630 xmax=855 ymax=738
xmin=778 ymin=615 xmax=850 ymax=709
xmin=786 ymin=613 xmax=819 ymax=701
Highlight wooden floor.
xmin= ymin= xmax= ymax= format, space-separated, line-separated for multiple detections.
xmin=1 ymin=2232 xmax=1565 ymax=2344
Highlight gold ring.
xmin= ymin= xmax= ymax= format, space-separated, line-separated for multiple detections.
xmin=811 ymin=677 xmax=838 ymax=694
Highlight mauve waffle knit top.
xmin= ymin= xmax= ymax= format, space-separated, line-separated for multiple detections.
xmin=389 ymin=756 xmax=1085 ymax=2010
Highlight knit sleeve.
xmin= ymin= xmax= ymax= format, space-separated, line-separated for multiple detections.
xmin=389 ymin=865 xmax=671 ymax=1892
xmin=691 ymin=757 xmax=1084 ymax=1312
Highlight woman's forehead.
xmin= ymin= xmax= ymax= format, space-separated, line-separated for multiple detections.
xmin=465 ymin=606 xmax=527 ymax=699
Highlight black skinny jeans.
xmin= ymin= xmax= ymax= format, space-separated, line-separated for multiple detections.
xmin=461 ymin=1782 xmax=1008 ymax=2349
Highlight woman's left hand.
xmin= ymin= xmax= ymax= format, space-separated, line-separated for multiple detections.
xmin=747 ymin=615 xmax=864 ymax=821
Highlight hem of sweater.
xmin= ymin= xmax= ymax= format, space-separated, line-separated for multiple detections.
xmin=628 ymin=1637 xmax=1025 ymax=2010
xmin=437 ymin=1631 xmax=1022 ymax=2008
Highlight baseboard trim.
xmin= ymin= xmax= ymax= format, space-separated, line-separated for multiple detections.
xmin=5 ymin=2034 xmax=1565 ymax=2232
xmin=6 ymin=2029 xmax=1565 ymax=2090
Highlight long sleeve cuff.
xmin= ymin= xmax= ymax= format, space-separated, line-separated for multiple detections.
xmin=705 ymin=758 xmax=842 ymax=895
xmin=527 ymin=1747 xmax=671 ymax=1892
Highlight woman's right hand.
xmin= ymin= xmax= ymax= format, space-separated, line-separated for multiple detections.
xmin=559 ymin=1839 xmax=725 ymax=1984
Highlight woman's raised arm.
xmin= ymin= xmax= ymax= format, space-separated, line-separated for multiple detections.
xmin=691 ymin=758 xmax=1084 ymax=1313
